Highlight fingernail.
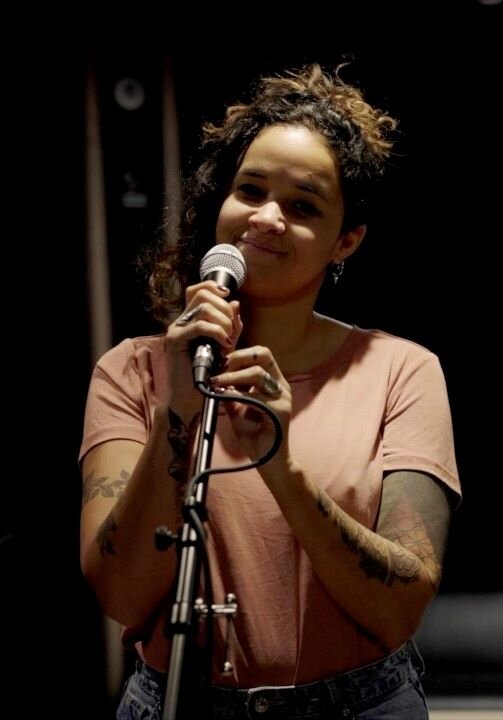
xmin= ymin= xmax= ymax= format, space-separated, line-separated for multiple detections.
xmin=217 ymin=285 xmax=230 ymax=294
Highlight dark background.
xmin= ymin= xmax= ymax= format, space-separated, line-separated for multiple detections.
xmin=4 ymin=2 xmax=502 ymax=716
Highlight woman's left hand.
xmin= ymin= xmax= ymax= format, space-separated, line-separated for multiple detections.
xmin=210 ymin=345 xmax=292 ymax=475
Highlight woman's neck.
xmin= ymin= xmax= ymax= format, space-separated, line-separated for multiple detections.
xmin=238 ymin=297 xmax=320 ymax=374
xmin=241 ymin=305 xmax=314 ymax=347
xmin=237 ymin=291 xmax=353 ymax=376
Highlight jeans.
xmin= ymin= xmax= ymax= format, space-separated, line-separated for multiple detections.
xmin=116 ymin=641 xmax=429 ymax=719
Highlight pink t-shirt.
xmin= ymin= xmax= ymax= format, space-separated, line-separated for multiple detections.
xmin=79 ymin=326 xmax=460 ymax=685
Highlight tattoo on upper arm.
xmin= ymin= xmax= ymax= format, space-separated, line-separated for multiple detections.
xmin=167 ymin=408 xmax=201 ymax=521
xmin=82 ymin=469 xmax=129 ymax=504
xmin=377 ymin=472 xmax=451 ymax=590
xmin=83 ymin=469 xmax=130 ymax=557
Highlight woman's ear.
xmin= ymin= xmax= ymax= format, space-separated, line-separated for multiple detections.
xmin=332 ymin=224 xmax=367 ymax=263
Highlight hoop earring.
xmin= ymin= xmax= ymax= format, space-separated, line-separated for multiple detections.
xmin=331 ymin=260 xmax=345 ymax=286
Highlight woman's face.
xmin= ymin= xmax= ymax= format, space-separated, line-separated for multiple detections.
xmin=215 ymin=123 xmax=350 ymax=303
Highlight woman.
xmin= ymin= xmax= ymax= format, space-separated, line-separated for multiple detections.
xmin=80 ymin=63 xmax=460 ymax=719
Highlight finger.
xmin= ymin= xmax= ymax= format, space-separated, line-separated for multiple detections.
xmin=183 ymin=287 xmax=235 ymax=323
xmin=224 ymin=345 xmax=279 ymax=375
xmin=174 ymin=319 xmax=235 ymax=351
xmin=210 ymin=366 xmax=284 ymax=398
xmin=185 ymin=282 xmax=231 ymax=307
xmin=174 ymin=302 xmax=236 ymax=341
xmin=229 ymin=300 xmax=242 ymax=342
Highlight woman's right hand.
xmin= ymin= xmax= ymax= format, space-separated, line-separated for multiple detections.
xmin=163 ymin=280 xmax=242 ymax=416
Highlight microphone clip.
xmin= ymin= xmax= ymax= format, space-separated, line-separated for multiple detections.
xmin=192 ymin=343 xmax=217 ymax=386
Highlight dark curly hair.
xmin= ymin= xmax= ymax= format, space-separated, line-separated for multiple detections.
xmin=147 ymin=63 xmax=397 ymax=325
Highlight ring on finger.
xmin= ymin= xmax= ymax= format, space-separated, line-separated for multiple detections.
xmin=175 ymin=304 xmax=202 ymax=326
xmin=262 ymin=371 xmax=283 ymax=398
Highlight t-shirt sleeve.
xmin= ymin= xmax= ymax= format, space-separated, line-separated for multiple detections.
xmin=78 ymin=339 xmax=149 ymax=464
xmin=382 ymin=342 xmax=461 ymax=502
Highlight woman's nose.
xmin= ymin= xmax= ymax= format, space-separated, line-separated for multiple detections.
xmin=249 ymin=202 xmax=286 ymax=235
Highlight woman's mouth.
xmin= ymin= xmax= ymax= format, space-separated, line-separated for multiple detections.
xmin=239 ymin=237 xmax=287 ymax=256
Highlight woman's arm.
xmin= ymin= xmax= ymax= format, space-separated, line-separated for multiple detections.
xmin=264 ymin=466 xmax=452 ymax=652
xmin=213 ymin=339 xmax=456 ymax=652
xmin=80 ymin=403 xmax=200 ymax=628
xmin=80 ymin=280 xmax=242 ymax=628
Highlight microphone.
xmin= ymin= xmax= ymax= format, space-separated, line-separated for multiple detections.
xmin=192 ymin=243 xmax=247 ymax=385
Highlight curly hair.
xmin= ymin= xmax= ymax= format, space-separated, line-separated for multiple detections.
xmin=147 ymin=63 xmax=397 ymax=325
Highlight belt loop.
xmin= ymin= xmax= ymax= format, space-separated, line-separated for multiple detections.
xmin=323 ymin=675 xmax=339 ymax=707
xmin=323 ymin=676 xmax=348 ymax=715
xmin=407 ymin=639 xmax=426 ymax=677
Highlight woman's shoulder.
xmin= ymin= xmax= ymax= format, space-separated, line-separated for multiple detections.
xmin=355 ymin=326 xmax=438 ymax=359
xmin=348 ymin=326 xmax=444 ymax=383
xmin=293 ymin=316 xmax=438 ymax=380
xmin=316 ymin=316 xmax=437 ymax=362
xmin=96 ymin=333 xmax=166 ymax=371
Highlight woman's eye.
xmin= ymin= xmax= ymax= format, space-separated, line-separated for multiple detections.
xmin=291 ymin=199 xmax=321 ymax=217
xmin=237 ymin=183 xmax=264 ymax=199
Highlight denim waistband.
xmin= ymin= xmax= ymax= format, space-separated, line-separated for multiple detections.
xmin=210 ymin=641 xmax=423 ymax=716
xmin=134 ymin=641 xmax=424 ymax=717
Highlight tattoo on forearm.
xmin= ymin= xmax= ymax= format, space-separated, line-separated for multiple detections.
xmin=167 ymin=408 xmax=201 ymax=522
xmin=82 ymin=469 xmax=129 ymax=504
xmin=315 ymin=489 xmax=420 ymax=587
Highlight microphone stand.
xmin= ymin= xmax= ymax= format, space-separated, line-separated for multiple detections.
xmin=157 ymin=385 xmax=228 ymax=720
xmin=155 ymin=343 xmax=282 ymax=719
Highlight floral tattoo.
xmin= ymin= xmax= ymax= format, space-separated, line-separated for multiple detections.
xmin=82 ymin=469 xmax=129 ymax=504
xmin=83 ymin=469 xmax=129 ymax=557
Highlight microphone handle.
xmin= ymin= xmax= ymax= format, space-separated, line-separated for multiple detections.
xmin=191 ymin=270 xmax=238 ymax=385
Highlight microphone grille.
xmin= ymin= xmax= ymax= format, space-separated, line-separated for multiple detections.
xmin=199 ymin=244 xmax=247 ymax=287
